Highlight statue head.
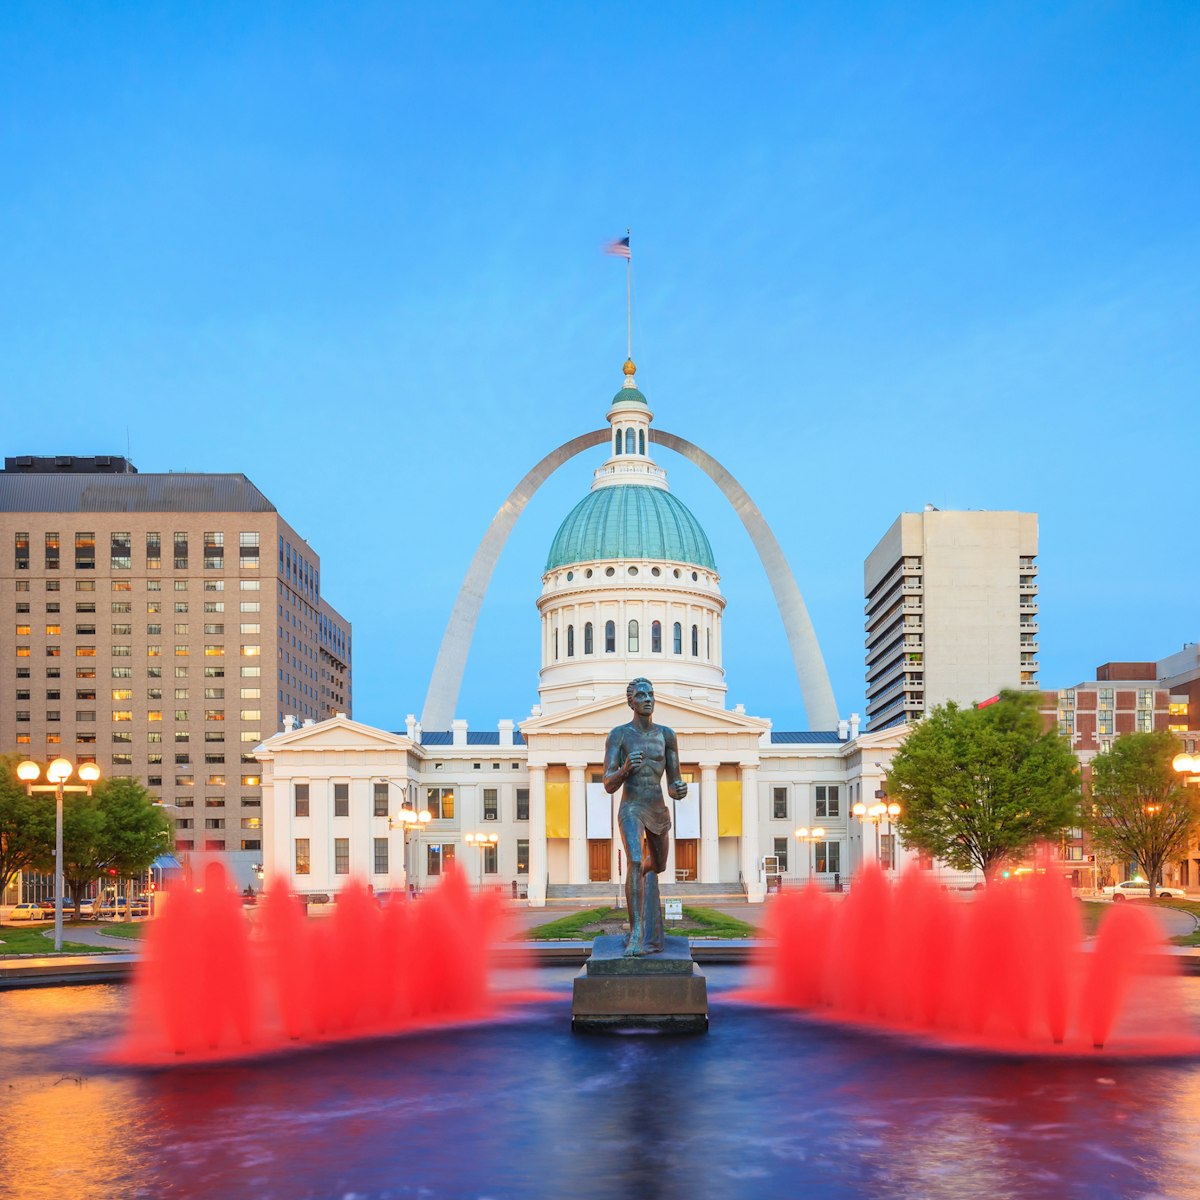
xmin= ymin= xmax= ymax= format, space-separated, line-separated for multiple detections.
xmin=626 ymin=677 xmax=655 ymax=714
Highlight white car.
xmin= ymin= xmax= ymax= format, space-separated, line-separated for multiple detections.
xmin=8 ymin=902 xmax=48 ymax=921
xmin=1103 ymin=880 xmax=1186 ymax=902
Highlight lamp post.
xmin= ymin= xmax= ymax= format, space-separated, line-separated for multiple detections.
xmin=17 ymin=757 xmax=100 ymax=952
xmin=852 ymin=800 xmax=901 ymax=867
xmin=464 ymin=831 xmax=499 ymax=887
xmin=793 ymin=826 xmax=826 ymax=882
xmin=389 ymin=804 xmax=432 ymax=897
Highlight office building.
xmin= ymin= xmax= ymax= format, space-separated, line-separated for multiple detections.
xmin=864 ymin=508 xmax=1039 ymax=731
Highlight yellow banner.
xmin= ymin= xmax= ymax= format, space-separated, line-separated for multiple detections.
xmin=546 ymin=782 xmax=570 ymax=839
xmin=717 ymin=780 xmax=742 ymax=837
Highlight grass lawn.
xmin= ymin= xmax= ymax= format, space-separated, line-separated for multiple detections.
xmin=94 ymin=921 xmax=149 ymax=940
xmin=0 ymin=925 xmax=123 ymax=956
xmin=524 ymin=905 xmax=759 ymax=941
xmin=1079 ymin=898 xmax=1200 ymax=945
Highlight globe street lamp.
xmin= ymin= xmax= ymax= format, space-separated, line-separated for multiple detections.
xmin=793 ymin=826 xmax=826 ymax=881
xmin=17 ymin=758 xmax=101 ymax=951
xmin=464 ymin=831 xmax=499 ymax=887
xmin=389 ymin=804 xmax=433 ymax=897
xmin=852 ymin=800 xmax=901 ymax=867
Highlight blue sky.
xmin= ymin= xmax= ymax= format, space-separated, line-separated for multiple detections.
xmin=2 ymin=3 xmax=1197 ymax=731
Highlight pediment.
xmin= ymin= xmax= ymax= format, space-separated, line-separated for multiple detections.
xmin=521 ymin=692 xmax=770 ymax=740
xmin=256 ymin=715 xmax=411 ymax=756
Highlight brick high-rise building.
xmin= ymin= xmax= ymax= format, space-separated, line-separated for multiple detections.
xmin=1 ymin=455 xmax=351 ymax=881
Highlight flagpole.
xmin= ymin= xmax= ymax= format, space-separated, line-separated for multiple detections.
xmin=626 ymin=227 xmax=632 ymax=360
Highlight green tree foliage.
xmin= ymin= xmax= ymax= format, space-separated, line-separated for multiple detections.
xmin=35 ymin=777 xmax=171 ymax=920
xmin=888 ymin=690 xmax=1080 ymax=880
xmin=0 ymin=753 xmax=55 ymax=896
xmin=1085 ymin=731 xmax=1199 ymax=899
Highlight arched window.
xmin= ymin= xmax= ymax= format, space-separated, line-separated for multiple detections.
xmin=567 ymin=624 xmax=575 ymax=657
xmin=707 ymin=628 xmax=712 ymax=660
xmin=584 ymin=622 xmax=593 ymax=654
xmin=624 ymin=428 xmax=635 ymax=454
xmin=554 ymin=628 xmax=559 ymax=660
xmin=651 ymin=620 xmax=662 ymax=653
xmin=605 ymin=620 xmax=616 ymax=653
xmin=638 ymin=429 xmax=645 ymax=456
xmin=691 ymin=624 xmax=699 ymax=656
xmin=673 ymin=622 xmax=682 ymax=654
xmin=614 ymin=430 xmax=621 ymax=455
xmin=628 ymin=619 xmax=639 ymax=653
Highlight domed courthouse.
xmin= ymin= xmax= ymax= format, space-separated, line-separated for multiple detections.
xmin=258 ymin=363 xmax=909 ymax=903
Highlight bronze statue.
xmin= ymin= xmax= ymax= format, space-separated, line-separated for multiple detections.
xmin=603 ymin=678 xmax=687 ymax=956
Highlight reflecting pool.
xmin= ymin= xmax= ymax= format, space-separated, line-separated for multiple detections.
xmin=3 ymin=970 xmax=1200 ymax=1199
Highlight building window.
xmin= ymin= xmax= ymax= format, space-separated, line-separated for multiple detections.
xmin=146 ymin=532 xmax=161 ymax=569
xmin=75 ymin=531 xmax=95 ymax=570
xmin=334 ymin=838 xmax=350 ymax=875
xmin=880 ymin=834 xmax=896 ymax=871
xmin=295 ymin=838 xmax=310 ymax=874
xmin=624 ymin=428 xmax=635 ymax=454
xmin=14 ymin=531 xmax=30 ymax=570
xmin=814 ymin=785 xmax=839 ymax=819
xmin=814 ymin=841 xmax=840 ymax=875
xmin=334 ymin=782 xmax=349 ymax=817
xmin=651 ymin=620 xmax=662 ymax=653
xmin=691 ymin=625 xmax=699 ymax=656
xmin=605 ymin=620 xmax=616 ymax=653
xmin=374 ymin=837 xmax=388 ymax=875
xmin=584 ymin=622 xmax=593 ymax=654
xmin=772 ymin=787 xmax=788 ymax=820
xmin=628 ymin=619 xmax=639 ymax=653
xmin=516 ymin=787 xmax=529 ymax=821
xmin=553 ymin=628 xmax=558 ymax=660
xmin=173 ymin=532 xmax=188 ymax=570
xmin=294 ymin=782 xmax=310 ymax=817
xmin=670 ymin=622 xmax=681 ymax=654
xmin=516 ymin=839 xmax=529 ymax=874
xmin=239 ymin=531 xmax=260 ymax=569
xmin=483 ymin=788 xmax=498 ymax=820
xmin=111 ymin=532 xmax=132 ymax=571
xmin=773 ymin=836 xmax=789 ymax=873
xmin=203 ymin=532 xmax=224 ymax=570
xmin=566 ymin=625 xmax=574 ymax=657
xmin=374 ymin=781 xmax=389 ymax=817
xmin=427 ymin=787 xmax=455 ymax=820
xmin=45 ymin=531 xmax=60 ymax=570
xmin=483 ymin=844 xmax=498 ymax=874
xmin=426 ymin=843 xmax=455 ymax=877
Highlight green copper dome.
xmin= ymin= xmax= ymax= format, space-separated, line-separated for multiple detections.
xmin=611 ymin=385 xmax=648 ymax=407
xmin=546 ymin=485 xmax=717 ymax=572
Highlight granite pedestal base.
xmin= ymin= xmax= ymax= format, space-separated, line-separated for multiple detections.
xmin=571 ymin=934 xmax=709 ymax=1034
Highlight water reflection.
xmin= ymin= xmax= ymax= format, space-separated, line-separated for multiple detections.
xmin=3 ymin=975 xmax=1200 ymax=1199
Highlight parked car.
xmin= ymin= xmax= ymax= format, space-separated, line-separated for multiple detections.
xmin=77 ymin=898 xmax=95 ymax=916
xmin=94 ymin=899 xmax=151 ymax=920
xmin=9 ymin=902 xmax=48 ymax=921
xmin=1103 ymin=879 xmax=1185 ymax=902
xmin=37 ymin=898 xmax=72 ymax=915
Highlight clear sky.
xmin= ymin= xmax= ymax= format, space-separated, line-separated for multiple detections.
xmin=2 ymin=3 xmax=1197 ymax=732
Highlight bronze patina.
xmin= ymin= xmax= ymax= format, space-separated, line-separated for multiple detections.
xmin=602 ymin=677 xmax=687 ymax=956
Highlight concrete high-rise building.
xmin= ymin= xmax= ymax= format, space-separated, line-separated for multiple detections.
xmin=1 ymin=455 xmax=351 ymax=880
xmin=864 ymin=508 xmax=1039 ymax=731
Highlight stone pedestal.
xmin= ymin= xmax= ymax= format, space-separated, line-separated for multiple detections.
xmin=571 ymin=934 xmax=708 ymax=1034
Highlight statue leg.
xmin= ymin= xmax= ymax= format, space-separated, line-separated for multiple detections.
xmin=642 ymin=829 xmax=670 ymax=953
xmin=619 ymin=809 xmax=646 ymax=957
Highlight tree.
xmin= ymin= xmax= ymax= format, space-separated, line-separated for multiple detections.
xmin=1085 ymin=731 xmax=1199 ymax=899
xmin=0 ymin=754 xmax=55 ymax=898
xmin=37 ymin=777 xmax=171 ymax=921
xmin=888 ymin=690 xmax=1080 ymax=881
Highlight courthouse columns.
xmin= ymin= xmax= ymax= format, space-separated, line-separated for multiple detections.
xmin=567 ymin=762 xmax=588 ymax=884
xmin=528 ymin=764 xmax=547 ymax=906
xmin=740 ymin=761 xmax=765 ymax=902
xmin=699 ymin=762 xmax=720 ymax=884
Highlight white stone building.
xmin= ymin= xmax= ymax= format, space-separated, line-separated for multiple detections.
xmin=257 ymin=362 xmax=963 ymax=903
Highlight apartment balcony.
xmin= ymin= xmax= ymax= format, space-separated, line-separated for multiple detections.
xmin=902 ymin=582 xmax=923 ymax=594
xmin=1020 ymin=640 xmax=1039 ymax=652
xmin=1019 ymin=602 xmax=1038 ymax=612
xmin=1019 ymin=581 xmax=1038 ymax=594
xmin=1019 ymin=620 xmax=1039 ymax=633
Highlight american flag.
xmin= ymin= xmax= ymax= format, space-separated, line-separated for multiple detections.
xmin=605 ymin=235 xmax=631 ymax=259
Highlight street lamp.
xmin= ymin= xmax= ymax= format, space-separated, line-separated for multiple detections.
xmin=17 ymin=757 xmax=101 ymax=951
xmin=388 ymin=804 xmax=432 ymax=896
xmin=793 ymin=826 xmax=827 ymax=881
xmin=852 ymin=801 xmax=902 ymax=866
xmin=464 ymin=831 xmax=499 ymax=887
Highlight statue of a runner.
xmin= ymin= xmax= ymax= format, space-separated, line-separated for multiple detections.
xmin=602 ymin=678 xmax=687 ymax=956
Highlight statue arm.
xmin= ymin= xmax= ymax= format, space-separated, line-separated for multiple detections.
xmin=664 ymin=727 xmax=687 ymax=800
xmin=602 ymin=729 xmax=628 ymax=795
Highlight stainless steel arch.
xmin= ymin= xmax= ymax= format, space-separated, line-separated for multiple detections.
xmin=419 ymin=428 xmax=839 ymax=730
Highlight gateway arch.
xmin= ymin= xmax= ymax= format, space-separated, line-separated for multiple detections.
xmin=420 ymin=429 xmax=839 ymax=731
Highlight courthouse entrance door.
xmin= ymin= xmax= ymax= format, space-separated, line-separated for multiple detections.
xmin=674 ymin=839 xmax=698 ymax=881
xmin=588 ymin=839 xmax=611 ymax=881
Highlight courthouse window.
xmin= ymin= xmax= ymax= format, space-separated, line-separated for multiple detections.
xmin=75 ymin=532 xmax=95 ymax=570
xmin=334 ymin=782 xmax=349 ymax=817
xmin=295 ymin=838 xmax=310 ymax=875
xmin=294 ymin=782 xmax=310 ymax=817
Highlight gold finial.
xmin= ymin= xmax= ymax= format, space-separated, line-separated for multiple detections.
xmin=623 ymin=358 xmax=636 ymax=377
